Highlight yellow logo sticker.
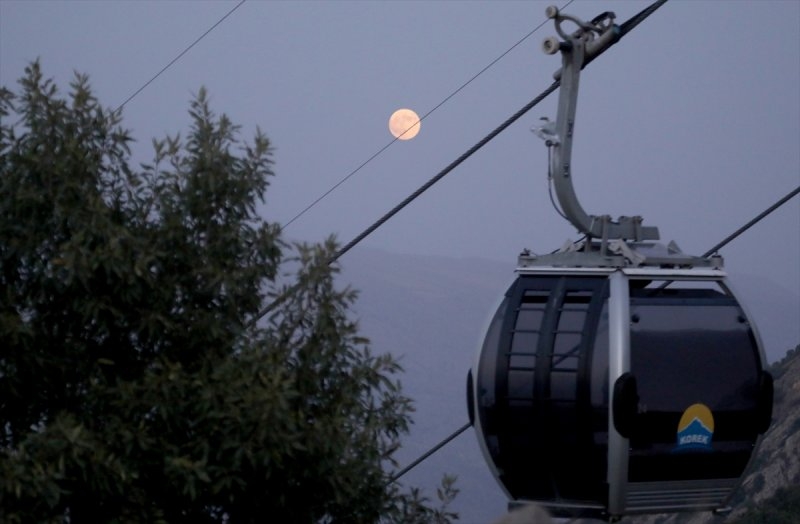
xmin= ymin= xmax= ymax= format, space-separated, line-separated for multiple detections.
xmin=674 ymin=403 xmax=714 ymax=452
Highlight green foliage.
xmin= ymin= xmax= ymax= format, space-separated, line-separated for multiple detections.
xmin=389 ymin=474 xmax=460 ymax=524
xmin=731 ymin=485 xmax=800 ymax=524
xmin=0 ymin=62 xmax=456 ymax=523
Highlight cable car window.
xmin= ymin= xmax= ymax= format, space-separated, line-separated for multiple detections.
xmin=631 ymin=304 xmax=759 ymax=412
xmin=551 ymin=372 xmax=576 ymax=401
xmin=477 ymin=295 xmax=507 ymax=411
xmin=473 ymin=275 xmax=618 ymax=506
xmin=508 ymin=352 xmax=536 ymax=370
xmin=512 ymin=292 xmax=546 ymax=357
xmin=517 ymin=307 xmax=545 ymax=329
xmin=557 ymin=309 xmax=585 ymax=331
xmin=554 ymin=291 xmax=589 ymax=372
xmin=508 ymin=370 xmax=534 ymax=400
xmin=627 ymin=282 xmax=762 ymax=482
xmin=507 ymin=289 xmax=546 ymax=403
xmin=553 ymin=333 xmax=580 ymax=368
xmin=510 ymin=332 xmax=538 ymax=357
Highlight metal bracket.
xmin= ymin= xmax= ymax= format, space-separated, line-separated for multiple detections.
xmin=517 ymin=239 xmax=724 ymax=270
xmin=537 ymin=6 xmax=660 ymax=244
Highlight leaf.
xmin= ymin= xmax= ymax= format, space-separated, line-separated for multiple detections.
xmin=0 ymin=61 xmax=450 ymax=524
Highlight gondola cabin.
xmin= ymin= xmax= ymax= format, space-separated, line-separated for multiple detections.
xmin=467 ymin=6 xmax=774 ymax=520
xmin=468 ymin=244 xmax=773 ymax=520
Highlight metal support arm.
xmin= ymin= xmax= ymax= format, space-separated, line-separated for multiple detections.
xmin=542 ymin=7 xmax=659 ymax=242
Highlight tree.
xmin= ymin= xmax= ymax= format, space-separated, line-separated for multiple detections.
xmin=0 ymin=62 xmax=456 ymax=523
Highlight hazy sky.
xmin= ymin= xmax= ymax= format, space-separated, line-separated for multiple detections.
xmin=2 ymin=1 xmax=798 ymax=518
xmin=3 ymin=0 xmax=797 ymax=333
xmin=2 ymin=0 xmax=798 ymax=285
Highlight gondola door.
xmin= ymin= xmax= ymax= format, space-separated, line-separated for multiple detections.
xmin=609 ymin=271 xmax=773 ymax=515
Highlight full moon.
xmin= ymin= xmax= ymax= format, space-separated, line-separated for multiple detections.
xmin=388 ymin=108 xmax=421 ymax=140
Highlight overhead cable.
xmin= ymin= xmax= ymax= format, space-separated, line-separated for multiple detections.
xmin=249 ymin=0 xmax=671 ymax=327
xmin=332 ymin=82 xmax=560 ymax=262
xmin=384 ymin=0 xmax=677 ymax=486
xmin=279 ymin=0 xmax=575 ymax=232
xmin=385 ymin=422 xmax=471 ymax=486
xmin=703 ymin=185 xmax=800 ymax=258
xmin=247 ymin=80 xmax=559 ymax=327
xmin=331 ymin=0 xmax=671 ymax=262
xmin=115 ymin=0 xmax=246 ymax=112
xmin=388 ymin=182 xmax=800 ymax=485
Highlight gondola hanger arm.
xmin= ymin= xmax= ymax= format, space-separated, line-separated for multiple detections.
xmin=537 ymin=6 xmax=660 ymax=243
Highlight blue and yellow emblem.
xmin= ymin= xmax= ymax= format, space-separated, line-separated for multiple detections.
xmin=674 ymin=403 xmax=715 ymax=453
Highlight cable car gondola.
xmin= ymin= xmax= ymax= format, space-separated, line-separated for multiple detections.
xmin=467 ymin=7 xmax=773 ymax=521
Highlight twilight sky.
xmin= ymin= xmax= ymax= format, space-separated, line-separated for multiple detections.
xmin=2 ymin=1 xmax=798 ymax=519
xmin=2 ymin=1 xmax=798 ymax=284
xmin=3 ymin=0 xmax=797 ymax=341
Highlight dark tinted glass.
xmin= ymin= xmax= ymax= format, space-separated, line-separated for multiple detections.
xmin=631 ymin=304 xmax=759 ymax=414
xmin=627 ymin=288 xmax=762 ymax=482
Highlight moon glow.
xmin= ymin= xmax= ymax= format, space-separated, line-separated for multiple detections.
xmin=388 ymin=108 xmax=421 ymax=140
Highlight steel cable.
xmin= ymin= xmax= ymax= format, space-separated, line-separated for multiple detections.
xmin=249 ymin=0 xmax=671 ymax=327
